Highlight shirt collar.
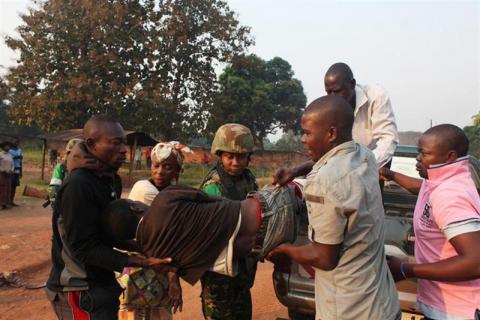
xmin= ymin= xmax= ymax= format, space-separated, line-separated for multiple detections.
xmin=354 ymin=84 xmax=368 ymax=115
xmin=313 ymin=140 xmax=357 ymax=170
xmin=426 ymin=156 xmax=471 ymax=183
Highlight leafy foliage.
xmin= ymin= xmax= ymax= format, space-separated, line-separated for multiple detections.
xmin=274 ymin=130 xmax=304 ymax=152
xmin=464 ymin=125 xmax=480 ymax=158
xmin=3 ymin=0 xmax=252 ymax=139
xmin=473 ymin=112 xmax=480 ymax=127
xmin=207 ymin=54 xmax=306 ymax=148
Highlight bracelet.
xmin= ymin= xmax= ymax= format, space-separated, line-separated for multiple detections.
xmin=399 ymin=262 xmax=407 ymax=279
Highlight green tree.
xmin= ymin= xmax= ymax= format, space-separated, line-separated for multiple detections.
xmin=3 ymin=0 xmax=251 ymax=138
xmin=0 ymin=78 xmax=12 ymax=133
xmin=145 ymin=0 xmax=252 ymax=139
xmin=274 ymin=130 xmax=304 ymax=152
xmin=464 ymin=125 xmax=480 ymax=158
xmin=473 ymin=112 xmax=480 ymax=127
xmin=207 ymin=54 xmax=306 ymax=149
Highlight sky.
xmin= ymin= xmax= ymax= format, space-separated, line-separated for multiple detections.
xmin=1 ymin=0 xmax=479 ymax=134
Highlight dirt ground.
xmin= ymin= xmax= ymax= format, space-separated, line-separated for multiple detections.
xmin=0 ymin=196 xmax=289 ymax=320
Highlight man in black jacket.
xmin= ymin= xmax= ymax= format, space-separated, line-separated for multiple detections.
xmin=46 ymin=115 xmax=171 ymax=320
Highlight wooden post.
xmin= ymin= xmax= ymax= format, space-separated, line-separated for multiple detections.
xmin=41 ymin=139 xmax=47 ymax=180
xmin=128 ymin=134 xmax=138 ymax=186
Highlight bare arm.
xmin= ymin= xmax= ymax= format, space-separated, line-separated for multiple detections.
xmin=389 ymin=231 xmax=480 ymax=282
xmin=167 ymin=272 xmax=183 ymax=313
xmin=267 ymin=242 xmax=341 ymax=271
xmin=379 ymin=167 xmax=422 ymax=195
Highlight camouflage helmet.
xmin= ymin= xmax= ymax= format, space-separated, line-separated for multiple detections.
xmin=65 ymin=138 xmax=83 ymax=154
xmin=211 ymin=123 xmax=255 ymax=155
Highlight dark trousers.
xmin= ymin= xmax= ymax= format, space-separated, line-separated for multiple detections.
xmin=201 ymin=271 xmax=252 ymax=320
xmin=46 ymin=286 xmax=121 ymax=320
xmin=10 ymin=173 xmax=20 ymax=203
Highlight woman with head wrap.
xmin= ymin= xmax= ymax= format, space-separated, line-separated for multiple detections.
xmin=128 ymin=141 xmax=192 ymax=205
xmin=124 ymin=141 xmax=191 ymax=319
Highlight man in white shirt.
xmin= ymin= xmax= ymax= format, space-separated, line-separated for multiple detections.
xmin=273 ymin=63 xmax=399 ymax=188
xmin=324 ymin=62 xmax=399 ymax=169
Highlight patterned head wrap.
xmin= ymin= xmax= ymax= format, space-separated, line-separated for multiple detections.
xmin=151 ymin=141 xmax=192 ymax=169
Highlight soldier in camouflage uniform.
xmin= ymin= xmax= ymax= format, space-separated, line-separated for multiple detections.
xmin=199 ymin=123 xmax=258 ymax=320
xmin=48 ymin=138 xmax=83 ymax=207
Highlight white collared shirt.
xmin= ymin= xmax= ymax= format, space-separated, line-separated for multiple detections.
xmin=353 ymin=84 xmax=399 ymax=168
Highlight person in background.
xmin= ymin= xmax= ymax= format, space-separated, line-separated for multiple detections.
xmin=135 ymin=146 xmax=142 ymax=170
xmin=324 ymin=62 xmax=398 ymax=169
xmin=273 ymin=63 xmax=399 ymax=191
xmin=199 ymin=123 xmax=258 ymax=320
xmin=0 ymin=141 xmax=14 ymax=210
xmin=49 ymin=148 xmax=58 ymax=169
xmin=9 ymin=138 xmax=23 ymax=206
xmin=380 ymin=124 xmax=480 ymax=320
xmin=48 ymin=138 xmax=83 ymax=207
xmin=144 ymin=146 xmax=152 ymax=169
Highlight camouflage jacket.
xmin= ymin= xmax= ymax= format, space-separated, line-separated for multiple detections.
xmin=200 ymin=162 xmax=258 ymax=200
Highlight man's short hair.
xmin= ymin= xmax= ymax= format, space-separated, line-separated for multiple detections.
xmin=83 ymin=115 xmax=120 ymax=140
xmin=424 ymin=124 xmax=469 ymax=157
xmin=304 ymin=95 xmax=354 ymax=140
xmin=325 ymin=62 xmax=354 ymax=81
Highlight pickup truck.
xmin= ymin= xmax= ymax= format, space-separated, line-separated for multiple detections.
xmin=272 ymin=145 xmax=480 ymax=319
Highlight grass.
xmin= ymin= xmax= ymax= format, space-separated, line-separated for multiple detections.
xmin=119 ymin=163 xmax=275 ymax=188
xmin=18 ymin=148 xmax=276 ymax=202
xmin=22 ymin=147 xmax=46 ymax=167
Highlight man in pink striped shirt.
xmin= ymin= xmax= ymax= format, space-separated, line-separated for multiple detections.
xmin=381 ymin=124 xmax=480 ymax=319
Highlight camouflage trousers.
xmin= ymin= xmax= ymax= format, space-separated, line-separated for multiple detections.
xmin=200 ymin=260 xmax=256 ymax=320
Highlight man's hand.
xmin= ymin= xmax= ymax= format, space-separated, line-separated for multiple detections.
xmin=142 ymin=256 xmax=174 ymax=272
xmin=266 ymin=244 xmax=290 ymax=264
xmin=379 ymin=167 xmax=395 ymax=181
xmin=272 ymin=161 xmax=314 ymax=186
xmin=167 ymin=272 xmax=183 ymax=313
xmin=272 ymin=167 xmax=296 ymax=186
xmin=386 ymin=255 xmax=407 ymax=282
xmin=127 ymin=255 xmax=173 ymax=272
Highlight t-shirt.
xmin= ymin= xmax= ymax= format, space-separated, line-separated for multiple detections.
xmin=414 ymin=158 xmax=480 ymax=318
xmin=8 ymin=147 xmax=22 ymax=172
xmin=304 ymin=141 xmax=399 ymax=320
xmin=128 ymin=180 xmax=159 ymax=205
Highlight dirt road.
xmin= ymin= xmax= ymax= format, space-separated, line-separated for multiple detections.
xmin=0 ymin=198 xmax=288 ymax=320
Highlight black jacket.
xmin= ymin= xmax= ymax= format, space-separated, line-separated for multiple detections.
xmin=46 ymin=168 xmax=128 ymax=291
